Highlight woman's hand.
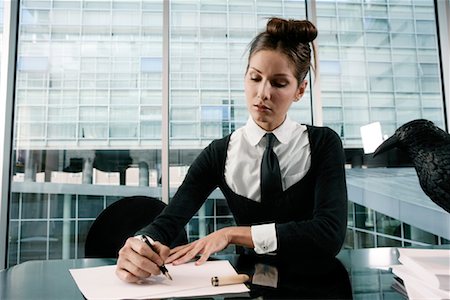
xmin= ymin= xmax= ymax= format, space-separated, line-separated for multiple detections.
xmin=166 ymin=227 xmax=232 ymax=266
xmin=115 ymin=237 xmax=170 ymax=283
xmin=166 ymin=226 xmax=253 ymax=266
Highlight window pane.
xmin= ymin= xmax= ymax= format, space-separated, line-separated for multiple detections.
xmin=7 ymin=0 xmax=164 ymax=267
xmin=318 ymin=0 xmax=444 ymax=147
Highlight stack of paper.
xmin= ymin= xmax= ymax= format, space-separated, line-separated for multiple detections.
xmin=391 ymin=248 xmax=450 ymax=300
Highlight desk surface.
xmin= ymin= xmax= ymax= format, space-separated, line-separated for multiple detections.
xmin=0 ymin=247 xmax=407 ymax=300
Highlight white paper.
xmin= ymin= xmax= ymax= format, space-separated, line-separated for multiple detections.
xmin=391 ymin=265 xmax=450 ymax=300
xmin=398 ymin=248 xmax=450 ymax=275
xmin=69 ymin=260 xmax=249 ymax=300
xmin=397 ymin=248 xmax=450 ymax=290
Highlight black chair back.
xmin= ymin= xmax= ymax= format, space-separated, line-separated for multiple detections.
xmin=85 ymin=195 xmax=188 ymax=258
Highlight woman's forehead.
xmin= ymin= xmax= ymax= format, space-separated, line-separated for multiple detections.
xmin=248 ymin=50 xmax=296 ymax=76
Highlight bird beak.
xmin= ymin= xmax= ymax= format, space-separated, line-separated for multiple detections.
xmin=373 ymin=135 xmax=399 ymax=158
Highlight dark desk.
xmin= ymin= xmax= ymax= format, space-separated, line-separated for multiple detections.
xmin=0 ymin=248 xmax=402 ymax=300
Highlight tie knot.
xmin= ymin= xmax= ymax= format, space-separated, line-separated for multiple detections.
xmin=265 ymin=133 xmax=276 ymax=149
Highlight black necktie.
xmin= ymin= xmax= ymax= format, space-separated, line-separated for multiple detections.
xmin=260 ymin=133 xmax=282 ymax=203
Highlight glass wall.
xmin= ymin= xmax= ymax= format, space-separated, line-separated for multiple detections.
xmin=8 ymin=0 xmax=164 ymax=266
xmin=7 ymin=0 xmax=311 ymax=266
xmin=317 ymin=0 xmax=445 ymax=146
xmin=316 ymin=0 xmax=449 ymax=252
xmin=346 ymin=202 xmax=449 ymax=249
xmin=3 ymin=0 xmax=448 ymax=267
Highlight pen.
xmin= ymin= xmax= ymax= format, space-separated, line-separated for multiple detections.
xmin=211 ymin=274 xmax=249 ymax=286
xmin=139 ymin=235 xmax=173 ymax=280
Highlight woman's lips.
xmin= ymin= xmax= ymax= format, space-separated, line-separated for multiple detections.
xmin=254 ymin=104 xmax=271 ymax=112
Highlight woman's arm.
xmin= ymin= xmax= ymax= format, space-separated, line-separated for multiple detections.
xmin=276 ymin=128 xmax=348 ymax=257
xmin=135 ymin=139 xmax=225 ymax=245
xmin=116 ymin=138 xmax=226 ymax=282
xmin=166 ymin=226 xmax=254 ymax=265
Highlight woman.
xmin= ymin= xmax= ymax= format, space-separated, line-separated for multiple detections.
xmin=116 ymin=18 xmax=347 ymax=283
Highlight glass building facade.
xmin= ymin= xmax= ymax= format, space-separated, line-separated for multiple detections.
xmin=2 ymin=0 xmax=449 ymax=267
xmin=317 ymin=0 xmax=445 ymax=145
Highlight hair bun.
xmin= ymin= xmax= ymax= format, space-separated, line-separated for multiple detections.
xmin=266 ymin=18 xmax=317 ymax=43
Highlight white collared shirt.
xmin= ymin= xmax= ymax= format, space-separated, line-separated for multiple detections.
xmin=225 ymin=116 xmax=311 ymax=254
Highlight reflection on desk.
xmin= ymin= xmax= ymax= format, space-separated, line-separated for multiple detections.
xmin=234 ymin=254 xmax=352 ymax=299
xmin=0 ymin=248 xmax=406 ymax=300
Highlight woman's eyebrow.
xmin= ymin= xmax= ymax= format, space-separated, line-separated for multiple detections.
xmin=248 ymin=67 xmax=291 ymax=78
xmin=248 ymin=66 xmax=262 ymax=73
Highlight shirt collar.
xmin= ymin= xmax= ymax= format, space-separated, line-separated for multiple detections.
xmin=244 ymin=116 xmax=299 ymax=146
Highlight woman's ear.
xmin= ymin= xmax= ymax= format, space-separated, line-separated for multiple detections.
xmin=294 ymin=80 xmax=308 ymax=102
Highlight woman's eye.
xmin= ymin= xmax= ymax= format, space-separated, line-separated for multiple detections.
xmin=250 ymin=76 xmax=260 ymax=81
xmin=272 ymin=82 xmax=287 ymax=88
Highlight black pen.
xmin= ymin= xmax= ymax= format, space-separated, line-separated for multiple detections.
xmin=139 ymin=235 xmax=173 ymax=280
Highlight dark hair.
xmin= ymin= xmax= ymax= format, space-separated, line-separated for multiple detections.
xmin=247 ymin=18 xmax=318 ymax=83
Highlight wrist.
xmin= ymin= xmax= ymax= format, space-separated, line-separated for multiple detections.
xmin=221 ymin=227 xmax=234 ymax=244
xmin=221 ymin=226 xmax=253 ymax=248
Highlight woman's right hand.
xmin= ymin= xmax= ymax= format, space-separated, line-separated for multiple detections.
xmin=115 ymin=237 xmax=170 ymax=283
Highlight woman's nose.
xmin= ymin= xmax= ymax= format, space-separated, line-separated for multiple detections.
xmin=257 ymin=81 xmax=271 ymax=100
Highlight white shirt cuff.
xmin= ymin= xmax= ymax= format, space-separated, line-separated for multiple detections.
xmin=251 ymin=223 xmax=277 ymax=254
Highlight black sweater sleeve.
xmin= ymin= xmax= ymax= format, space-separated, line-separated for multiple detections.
xmin=135 ymin=139 xmax=224 ymax=245
xmin=275 ymin=128 xmax=348 ymax=257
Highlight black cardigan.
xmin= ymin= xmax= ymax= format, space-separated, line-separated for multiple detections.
xmin=136 ymin=125 xmax=348 ymax=257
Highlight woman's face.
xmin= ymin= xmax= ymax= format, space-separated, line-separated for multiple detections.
xmin=245 ymin=50 xmax=307 ymax=131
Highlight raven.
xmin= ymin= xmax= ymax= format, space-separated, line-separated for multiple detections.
xmin=373 ymin=119 xmax=450 ymax=213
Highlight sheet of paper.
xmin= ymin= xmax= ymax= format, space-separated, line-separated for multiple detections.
xmin=397 ymin=248 xmax=450 ymax=290
xmin=69 ymin=260 xmax=249 ymax=300
xmin=398 ymin=248 xmax=450 ymax=276
xmin=391 ymin=265 xmax=450 ymax=299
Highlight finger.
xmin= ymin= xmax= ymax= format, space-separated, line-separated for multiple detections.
xmin=132 ymin=239 xmax=165 ymax=267
xmin=116 ymin=266 xmax=141 ymax=283
xmin=128 ymin=251 xmax=161 ymax=275
xmin=166 ymin=248 xmax=189 ymax=264
xmin=119 ymin=240 xmax=161 ymax=275
xmin=195 ymin=252 xmax=211 ymax=265
xmin=166 ymin=244 xmax=194 ymax=263
xmin=169 ymin=244 xmax=189 ymax=255
xmin=118 ymin=257 xmax=153 ymax=279
xmin=172 ymin=246 xmax=202 ymax=265
xmin=151 ymin=241 xmax=170 ymax=261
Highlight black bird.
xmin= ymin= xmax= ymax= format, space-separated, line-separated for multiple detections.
xmin=373 ymin=119 xmax=450 ymax=213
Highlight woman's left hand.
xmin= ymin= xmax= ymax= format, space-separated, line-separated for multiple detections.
xmin=166 ymin=227 xmax=232 ymax=266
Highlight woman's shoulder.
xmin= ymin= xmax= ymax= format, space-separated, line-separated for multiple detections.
xmin=208 ymin=133 xmax=232 ymax=149
xmin=304 ymin=125 xmax=345 ymax=165
xmin=199 ymin=134 xmax=232 ymax=161
xmin=307 ymin=125 xmax=343 ymax=152
xmin=306 ymin=125 xmax=341 ymax=140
